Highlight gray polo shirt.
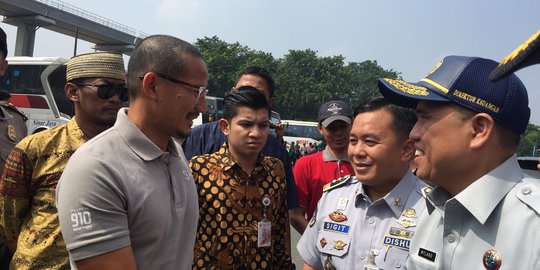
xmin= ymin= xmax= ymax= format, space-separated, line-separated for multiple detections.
xmin=298 ymin=171 xmax=426 ymax=270
xmin=56 ymin=108 xmax=199 ymax=269
xmin=408 ymin=156 xmax=540 ymax=269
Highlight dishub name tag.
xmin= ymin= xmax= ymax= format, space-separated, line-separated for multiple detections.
xmin=258 ymin=220 xmax=271 ymax=247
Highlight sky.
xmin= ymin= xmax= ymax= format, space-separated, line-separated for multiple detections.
xmin=2 ymin=0 xmax=540 ymax=124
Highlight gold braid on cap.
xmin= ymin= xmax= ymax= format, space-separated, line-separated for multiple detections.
xmin=66 ymin=52 xmax=125 ymax=81
xmin=383 ymin=78 xmax=429 ymax=96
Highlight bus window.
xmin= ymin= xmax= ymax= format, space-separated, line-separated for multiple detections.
xmin=4 ymin=57 xmax=71 ymax=135
xmin=2 ymin=64 xmax=47 ymax=95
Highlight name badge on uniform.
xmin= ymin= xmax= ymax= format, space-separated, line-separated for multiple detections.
xmin=258 ymin=220 xmax=271 ymax=247
xmin=323 ymin=222 xmax=350 ymax=234
xmin=382 ymin=235 xmax=410 ymax=251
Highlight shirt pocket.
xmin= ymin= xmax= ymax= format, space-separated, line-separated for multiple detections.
xmin=375 ymin=244 xmax=409 ymax=270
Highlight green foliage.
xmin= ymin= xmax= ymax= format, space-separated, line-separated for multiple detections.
xmin=194 ymin=36 xmax=540 ymax=156
xmin=195 ymin=36 xmax=277 ymax=97
xmin=194 ymin=36 xmax=399 ymax=120
xmin=517 ymin=123 xmax=540 ymax=157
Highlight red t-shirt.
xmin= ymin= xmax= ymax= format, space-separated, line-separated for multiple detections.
xmin=293 ymin=150 xmax=353 ymax=219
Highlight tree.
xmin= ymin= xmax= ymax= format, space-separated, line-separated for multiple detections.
xmin=274 ymin=49 xmax=400 ymax=120
xmin=195 ymin=36 xmax=277 ymax=97
xmin=195 ymin=36 xmax=401 ymax=121
xmin=517 ymin=123 xmax=540 ymax=156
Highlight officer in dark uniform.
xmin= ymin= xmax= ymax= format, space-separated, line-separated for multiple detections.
xmin=0 ymin=25 xmax=27 ymax=270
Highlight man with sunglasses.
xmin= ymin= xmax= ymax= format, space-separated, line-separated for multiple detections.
xmin=57 ymin=35 xmax=206 ymax=269
xmin=0 ymin=51 xmax=126 ymax=269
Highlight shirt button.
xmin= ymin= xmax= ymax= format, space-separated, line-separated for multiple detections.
xmin=368 ymin=218 xmax=374 ymax=224
xmin=360 ymin=254 xmax=366 ymax=260
xmin=447 ymin=234 xmax=456 ymax=243
xmin=395 ymin=262 xmax=402 ymax=268
xmin=522 ymin=185 xmax=532 ymax=195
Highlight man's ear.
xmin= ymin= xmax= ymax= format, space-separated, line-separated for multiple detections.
xmin=469 ymin=113 xmax=495 ymax=150
xmin=140 ymin=72 xmax=158 ymax=100
xmin=219 ymin=118 xmax=230 ymax=136
xmin=401 ymin=138 xmax=415 ymax=162
xmin=65 ymin=83 xmax=80 ymax=102
xmin=317 ymin=123 xmax=324 ymax=135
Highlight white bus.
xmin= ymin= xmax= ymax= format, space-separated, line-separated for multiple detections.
xmin=282 ymin=119 xmax=323 ymax=149
xmin=2 ymin=57 xmax=72 ymax=135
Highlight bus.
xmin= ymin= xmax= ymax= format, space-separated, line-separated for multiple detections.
xmin=282 ymin=119 xmax=323 ymax=149
xmin=192 ymin=96 xmax=224 ymax=127
xmin=2 ymin=57 xmax=72 ymax=135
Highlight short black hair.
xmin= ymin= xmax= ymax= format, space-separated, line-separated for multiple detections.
xmin=234 ymin=66 xmax=276 ymax=98
xmin=354 ymin=97 xmax=417 ymax=140
xmin=127 ymin=35 xmax=203 ymax=99
xmin=222 ymin=86 xmax=269 ymax=121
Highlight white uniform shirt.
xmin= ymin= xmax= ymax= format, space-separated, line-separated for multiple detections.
xmin=408 ymin=156 xmax=540 ymax=270
xmin=298 ymin=171 xmax=427 ymax=270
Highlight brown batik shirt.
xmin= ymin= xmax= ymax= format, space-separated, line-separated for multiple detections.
xmin=190 ymin=143 xmax=292 ymax=269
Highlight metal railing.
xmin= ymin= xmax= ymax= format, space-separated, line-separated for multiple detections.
xmin=35 ymin=0 xmax=148 ymax=38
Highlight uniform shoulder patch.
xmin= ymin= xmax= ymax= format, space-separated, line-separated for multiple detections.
xmin=323 ymin=175 xmax=352 ymax=193
xmin=0 ymin=101 xmax=28 ymax=121
xmin=515 ymin=177 xmax=540 ymax=215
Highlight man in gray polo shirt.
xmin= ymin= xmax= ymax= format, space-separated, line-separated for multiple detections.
xmin=56 ymin=35 xmax=208 ymax=269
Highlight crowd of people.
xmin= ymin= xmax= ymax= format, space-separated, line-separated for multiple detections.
xmin=287 ymin=141 xmax=325 ymax=165
xmin=0 ymin=24 xmax=539 ymax=270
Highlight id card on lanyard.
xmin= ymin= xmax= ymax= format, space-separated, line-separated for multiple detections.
xmin=258 ymin=195 xmax=272 ymax=247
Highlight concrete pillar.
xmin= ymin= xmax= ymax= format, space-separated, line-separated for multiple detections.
xmin=14 ymin=23 xmax=36 ymax=56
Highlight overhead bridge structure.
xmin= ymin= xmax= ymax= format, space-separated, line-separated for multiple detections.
xmin=0 ymin=0 xmax=146 ymax=56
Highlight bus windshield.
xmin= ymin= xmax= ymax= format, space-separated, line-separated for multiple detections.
xmin=2 ymin=57 xmax=73 ymax=117
xmin=282 ymin=120 xmax=322 ymax=147
xmin=2 ymin=57 xmax=71 ymax=135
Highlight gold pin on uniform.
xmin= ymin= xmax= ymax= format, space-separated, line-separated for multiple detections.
xmin=328 ymin=210 xmax=348 ymax=222
xmin=320 ymin=237 xmax=327 ymax=248
xmin=403 ymin=208 xmax=417 ymax=218
xmin=333 ymin=240 xmax=347 ymax=250
xmin=7 ymin=124 xmax=16 ymax=142
xmin=393 ymin=197 xmax=401 ymax=207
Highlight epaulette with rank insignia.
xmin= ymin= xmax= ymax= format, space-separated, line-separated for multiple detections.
xmin=0 ymin=100 xmax=28 ymax=121
xmin=323 ymin=175 xmax=352 ymax=192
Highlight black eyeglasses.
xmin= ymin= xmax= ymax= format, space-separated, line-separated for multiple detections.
xmin=144 ymin=72 xmax=208 ymax=101
xmin=76 ymin=83 xmax=129 ymax=102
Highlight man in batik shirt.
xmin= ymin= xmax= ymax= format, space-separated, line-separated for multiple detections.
xmin=190 ymin=87 xmax=292 ymax=269
xmin=0 ymin=52 xmax=126 ymax=269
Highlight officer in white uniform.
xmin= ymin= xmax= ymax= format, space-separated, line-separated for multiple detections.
xmin=378 ymin=55 xmax=540 ymax=269
xmin=298 ymin=98 xmax=427 ymax=270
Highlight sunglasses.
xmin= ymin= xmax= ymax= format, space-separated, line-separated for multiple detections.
xmin=76 ymin=83 xmax=129 ymax=102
